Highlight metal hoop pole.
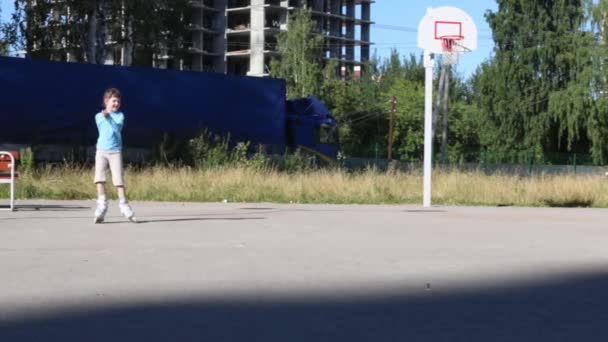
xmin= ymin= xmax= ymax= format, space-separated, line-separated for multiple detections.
xmin=423 ymin=51 xmax=434 ymax=207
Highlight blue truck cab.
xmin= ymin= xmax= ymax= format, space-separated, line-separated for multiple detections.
xmin=286 ymin=96 xmax=339 ymax=162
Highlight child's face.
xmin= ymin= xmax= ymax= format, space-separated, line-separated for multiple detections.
xmin=104 ymin=96 xmax=121 ymax=113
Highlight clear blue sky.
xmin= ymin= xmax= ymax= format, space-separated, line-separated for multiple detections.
xmin=0 ymin=1 xmax=11 ymax=26
xmin=0 ymin=0 xmax=497 ymax=78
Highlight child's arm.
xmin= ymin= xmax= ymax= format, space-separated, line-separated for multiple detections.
xmin=108 ymin=113 xmax=124 ymax=132
xmin=95 ymin=113 xmax=105 ymax=127
xmin=96 ymin=112 xmax=124 ymax=133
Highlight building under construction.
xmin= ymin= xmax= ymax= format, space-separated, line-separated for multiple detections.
xmin=25 ymin=0 xmax=373 ymax=76
xmin=222 ymin=0 xmax=373 ymax=76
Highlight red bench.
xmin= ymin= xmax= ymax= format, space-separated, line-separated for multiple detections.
xmin=0 ymin=151 xmax=19 ymax=211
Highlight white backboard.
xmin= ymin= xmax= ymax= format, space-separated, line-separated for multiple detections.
xmin=418 ymin=6 xmax=478 ymax=54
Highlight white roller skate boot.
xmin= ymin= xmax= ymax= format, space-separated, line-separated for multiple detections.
xmin=119 ymin=200 xmax=137 ymax=223
xmin=94 ymin=197 xmax=108 ymax=224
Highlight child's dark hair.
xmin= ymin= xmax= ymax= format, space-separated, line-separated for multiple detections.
xmin=103 ymin=88 xmax=122 ymax=102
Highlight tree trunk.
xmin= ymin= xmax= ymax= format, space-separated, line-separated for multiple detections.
xmin=95 ymin=0 xmax=107 ymax=65
xmin=86 ymin=0 xmax=98 ymax=63
xmin=24 ymin=1 xmax=36 ymax=57
xmin=120 ymin=0 xmax=132 ymax=66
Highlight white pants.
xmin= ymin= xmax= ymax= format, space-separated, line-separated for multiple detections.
xmin=94 ymin=150 xmax=125 ymax=186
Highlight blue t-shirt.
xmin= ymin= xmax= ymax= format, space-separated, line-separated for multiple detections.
xmin=95 ymin=111 xmax=124 ymax=151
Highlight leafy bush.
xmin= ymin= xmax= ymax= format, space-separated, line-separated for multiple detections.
xmin=188 ymin=129 xmax=231 ymax=169
xmin=19 ymin=147 xmax=34 ymax=174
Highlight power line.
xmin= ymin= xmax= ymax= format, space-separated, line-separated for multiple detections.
xmin=374 ymin=24 xmax=416 ymax=33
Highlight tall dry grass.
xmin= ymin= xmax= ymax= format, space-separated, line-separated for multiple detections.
xmin=2 ymin=165 xmax=608 ymax=207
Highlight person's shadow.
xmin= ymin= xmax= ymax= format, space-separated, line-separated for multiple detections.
xmin=105 ymin=217 xmax=266 ymax=224
xmin=0 ymin=204 xmax=90 ymax=211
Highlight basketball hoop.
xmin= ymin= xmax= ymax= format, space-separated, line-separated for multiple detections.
xmin=439 ymin=35 xmax=465 ymax=65
xmin=418 ymin=6 xmax=478 ymax=207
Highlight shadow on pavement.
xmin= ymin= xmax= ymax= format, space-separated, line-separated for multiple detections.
xmin=240 ymin=207 xmax=276 ymax=210
xmin=1 ymin=271 xmax=607 ymax=341
xmin=109 ymin=217 xmax=267 ymax=224
xmin=0 ymin=204 xmax=90 ymax=211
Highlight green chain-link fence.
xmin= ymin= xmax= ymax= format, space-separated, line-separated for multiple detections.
xmin=344 ymin=146 xmax=600 ymax=175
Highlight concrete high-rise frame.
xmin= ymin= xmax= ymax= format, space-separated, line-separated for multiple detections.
xmin=189 ymin=0 xmax=228 ymax=73
xmin=25 ymin=0 xmax=373 ymax=76
xmin=223 ymin=0 xmax=373 ymax=76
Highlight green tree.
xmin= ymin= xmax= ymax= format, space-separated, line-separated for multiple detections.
xmin=125 ymin=0 xmax=192 ymax=68
xmin=0 ymin=7 xmax=7 ymax=55
xmin=444 ymin=73 xmax=483 ymax=163
xmin=478 ymin=0 xmax=602 ymax=162
xmin=324 ymin=50 xmax=433 ymax=159
xmin=270 ymin=9 xmax=324 ymax=99
xmin=378 ymin=50 xmax=425 ymax=89
xmin=7 ymin=0 xmax=191 ymax=66
xmin=383 ymin=78 xmax=425 ymax=162
xmin=321 ymin=62 xmax=385 ymax=157
xmin=587 ymin=0 xmax=608 ymax=164
xmin=322 ymin=48 xmax=481 ymax=161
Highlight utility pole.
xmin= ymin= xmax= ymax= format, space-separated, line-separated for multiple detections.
xmin=388 ymin=96 xmax=396 ymax=160
xmin=432 ymin=64 xmax=447 ymax=138
xmin=441 ymin=64 xmax=450 ymax=163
